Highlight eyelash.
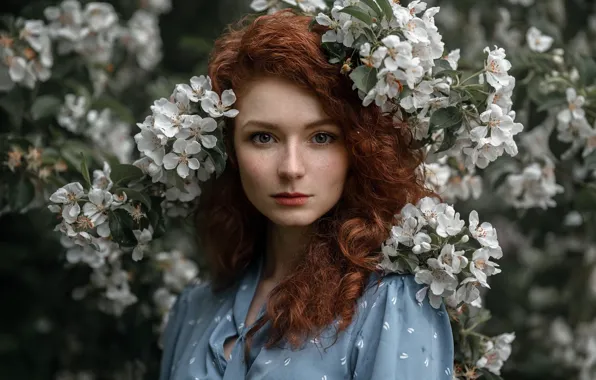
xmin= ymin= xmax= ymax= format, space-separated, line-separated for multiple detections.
xmin=249 ymin=132 xmax=337 ymax=145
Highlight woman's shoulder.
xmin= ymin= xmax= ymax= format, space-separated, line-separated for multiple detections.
xmin=359 ymin=272 xmax=421 ymax=307
xmin=351 ymin=272 xmax=445 ymax=333
xmin=171 ymin=278 xmax=224 ymax=314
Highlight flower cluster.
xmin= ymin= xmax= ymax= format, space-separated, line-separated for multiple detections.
xmin=57 ymin=95 xmax=134 ymax=163
xmin=132 ymin=75 xmax=236 ymax=206
xmin=48 ymin=75 xmax=236 ymax=265
xmin=0 ymin=19 xmax=53 ymax=89
xmin=550 ymin=318 xmax=596 ymax=380
xmin=250 ymin=0 xmax=327 ymax=14
xmin=380 ymin=196 xmax=502 ymax=310
xmin=0 ymin=0 xmax=168 ymax=93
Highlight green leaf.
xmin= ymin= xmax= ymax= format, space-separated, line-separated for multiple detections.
xmin=79 ymin=152 xmax=91 ymax=188
xmin=477 ymin=369 xmax=503 ymax=380
xmin=147 ymin=200 xmax=166 ymax=240
xmin=403 ymin=254 xmax=419 ymax=273
xmin=30 ymin=95 xmax=62 ymax=120
xmin=359 ymin=0 xmax=383 ymax=18
xmin=114 ymin=188 xmax=152 ymax=211
xmin=59 ymin=141 xmax=95 ymax=170
xmin=429 ymin=107 xmax=463 ymax=132
xmin=8 ymin=174 xmax=34 ymax=211
xmin=574 ymin=187 xmax=596 ymax=211
xmin=322 ymin=42 xmax=347 ymax=63
xmin=535 ymin=94 xmax=566 ymax=112
xmin=178 ymin=36 xmax=213 ymax=55
xmin=62 ymin=78 xmax=91 ymax=100
xmin=349 ymin=65 xmax=378 ymax=94
xmin=110 ymin=164 xmax=144 ymax=186
xmin=0 ymin=86 xmax=25 ymax=131
xmin=339 ymin=6 xmax=374 ymax=25
xmin=575 ymin=55 xmax=596 ymax=88
xmin=432 ymin=59 xmax=453 ymax=75
xmin=108 ymin=209 xmax=137 ymax=248
xmin=376 ymin=0 xmax=394 ymax=22
xmin=51 ymin=59 xmax=78 ymax=79
xmin=434 ymin=128 xmax=458 ymax=154
xmin=435 ymin=69 xmax=462 ymax=79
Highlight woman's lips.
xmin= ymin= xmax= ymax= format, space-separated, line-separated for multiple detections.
xmin=272 ymin=196 xmax=310 ymax=206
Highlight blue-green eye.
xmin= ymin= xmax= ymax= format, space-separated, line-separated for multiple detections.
xmin=251 ymin=132 xmax=273 ymax=144
xmin=312 ymin=133 xmax=336 ymax=144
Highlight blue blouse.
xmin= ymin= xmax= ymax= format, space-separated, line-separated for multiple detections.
xmin=159 ymin=254 xmax=454 ymax=380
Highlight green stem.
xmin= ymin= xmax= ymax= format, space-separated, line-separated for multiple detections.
xmin=458 ymin=69 xmax=486 ymax=87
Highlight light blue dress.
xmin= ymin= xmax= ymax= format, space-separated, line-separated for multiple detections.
xmin=159 ymin=254 xmax=454 ymax=380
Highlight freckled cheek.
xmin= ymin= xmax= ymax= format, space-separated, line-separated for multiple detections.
xmin=237 ymin=151 xmax=273 ymax=188
xmin=311 ymin=151 xmax=350 ymax=187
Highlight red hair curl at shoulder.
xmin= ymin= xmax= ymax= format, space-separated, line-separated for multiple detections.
xmin=198 ymin=9 xmax=436 ymax=351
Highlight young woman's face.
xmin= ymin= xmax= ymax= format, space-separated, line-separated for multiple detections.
xmin=233 ymin=76 xmax=350 ymax=227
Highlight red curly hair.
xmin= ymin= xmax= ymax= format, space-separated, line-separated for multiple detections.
xmin=197 ymin=9 xmax=435 ymax=351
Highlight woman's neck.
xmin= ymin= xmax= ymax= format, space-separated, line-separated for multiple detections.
xmin=262 ymin=222 xmax=311 ymax=283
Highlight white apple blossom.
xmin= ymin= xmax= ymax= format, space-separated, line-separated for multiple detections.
xmin=526 ymin=26 xmax=554 ymax=52
xmin=57 ymin=94 xmax=88 ymax=133
xmin=463 ymin=138 xmax=505 ymax=169
xmin=164 ymin=172 xmax=202 ymax=202
xmin=132 ymin=228 xmax=153 ymax=261
xmin=176 ymin=75 xmax=212 ymax=103
xmin=435 ymin=205 xmax=465 ymax=237
xmin=50 ymin=182 xmax=86 ymax=223
xmin=557 ymin=88 xmax=587 ymax=126
xmin=476 ymin=333 xmax=516 ymax=375
xmin=417 ymin=196 xmax=443 ymax=229
xmin=82 ymin=189 xmax=112 ymax=226
xmin=456 ymin=277 xmax=481 ymax=305
xmin=200 ymin=90 xmax=239 ymax=118
xmin=134 ymin=156 xmax=165 ymax=183
xmin=499 ymin=160 xmax=565 ymax=209
xmin=400 ymin=80 xmax=434 ymax=112
xmin=468 ymin=210 xmax=499 ymax=248
xmin=125 ymin=10 xmax=163 ymax=70
xmin=424 ymin=162 xmax=451 ymax=190
xmin=162 ymin=139 xmax=202 ymax=178
xmin=390 ymin=216 xmax=423 ymax=248
xmin=44 ymin=0 xmax=85 ymax=42
xmin=469 ymin=247 xmax=502 ymax=287
xmin=508 ymin=0 xmax=534 ymax=5
xmin=155 ymin=250 xmax=199 ymax=292
xmin=152 ymin=98 xmax=189 ymax=138
xmin=2 ymin=48 xmax=34 ymax=88
xmin=381 ymin=35 xmax=416 ymax=72
xmin=474 ymin=104 xmax=518 ymax=146
xmin=487 ymin=75 xmax=515 ymax=112
xmin=83 ymin=3 xmax=118 ymax=32
xmin=176 ymin=115 xmax=218 ymax=149
xmin=134 ymin=123 xmax=167 ymax=165
xmin=282 ymin=0 xmax=327 ymax=13
xmin=484 ymin=46 xmax=512 ymax=90
xmin=65 ymin=239 xmax=110 ymax=268
xmin=444 ymin=49 xmax=460 ymax=70
xmin=430 ymin=244 xmax=468 ymax=275
xmin=359 ymin=43 xmax=387 ymax=69
xmin=145 ymin=0 xmax=172 ymax=15
xmin=414 ymin=263 xmax=458 ymax=308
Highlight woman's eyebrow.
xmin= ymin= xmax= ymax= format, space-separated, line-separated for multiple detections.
xmin=241 ymin=118 xmax=336 ymax=130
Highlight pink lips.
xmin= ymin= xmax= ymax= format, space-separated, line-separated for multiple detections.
xmin=272 ymin=192 xmax=310 ymax=206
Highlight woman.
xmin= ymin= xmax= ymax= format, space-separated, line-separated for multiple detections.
xmin=159 ymin=10 xmax=454 ymax=380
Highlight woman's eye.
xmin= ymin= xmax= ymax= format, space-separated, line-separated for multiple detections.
xmin=251 ymin=133 xmax=273 ymax=144
xmin=312 ymin=133 xmax=335 ymax=144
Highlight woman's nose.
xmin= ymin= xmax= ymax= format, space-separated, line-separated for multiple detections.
xmin=277 ymin=142 xmax=305 ymax=179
